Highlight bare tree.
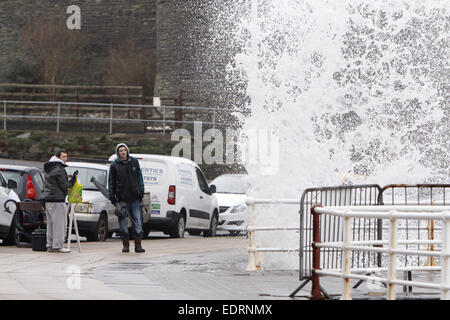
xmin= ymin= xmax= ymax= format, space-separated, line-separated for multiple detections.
xmin=103 ymin=38 xmax=156 ymax=97
xmin=20 ymin=17 xmax=87 ymax=87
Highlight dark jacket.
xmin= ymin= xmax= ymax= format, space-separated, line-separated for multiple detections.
xmin=108 ymin=147 xmax=144 ymax=202
xmin=43 ymin=157 xmax=76 ymax=202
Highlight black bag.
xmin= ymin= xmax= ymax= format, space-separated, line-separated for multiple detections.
xmin=114 ymin=201 xmax=129 ymax=218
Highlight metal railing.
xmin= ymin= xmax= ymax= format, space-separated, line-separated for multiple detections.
xmin=244 ymin=198 xmax=301 ymax=271
xmin=298 ymin=185 xmax=383 ymax=280
xmin=239 ymin=184 xmax=449 ymax=298
xmin=1 ymin=100 xmax=240 ymax=134
xmin=289 ymin=183 xmax=450 ymax=299
xmin=379 ymin=185 xmax=450 ymax=269
xmin=297 ymin=184 xmax=450 ymax=281
xmin=0 ymin=83 xmax=144 ymax=104
xmin=310 ymin=205 xmax=450 ymax=300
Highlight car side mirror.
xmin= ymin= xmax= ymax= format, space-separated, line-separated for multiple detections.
xmin=209 ymin=185 xmax=216 ymax=194
xmin=7 ymin=179 xmax=17 ymax=190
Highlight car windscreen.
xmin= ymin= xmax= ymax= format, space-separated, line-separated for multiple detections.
xmin=66 ymin=167 xmax=107 ymax=191
xmin=33 ymin=171 xmax=45 ymax=192
xmin=0 ymin=173 xmax=7 ymax=188
xmin=210 ymin=175 xmax=249 ymax=194
xmin=0 ymin=170 xmax=24 ymax=193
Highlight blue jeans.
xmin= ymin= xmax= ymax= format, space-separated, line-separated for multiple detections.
xmin=118 ymin=200 xmax=144 ymax=239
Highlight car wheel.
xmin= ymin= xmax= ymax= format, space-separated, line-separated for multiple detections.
xmin=97 ymin=214 xmax=108 ymax=241
xmin=87 ymin=214 xmax=108 ymax=242
xmin=4 ymin=227 xmax=17 ymax=246
xmin=4 ymin=215 xmax=18 ymax=246
xmin=170 ymin=215 xmax=185 ymax=238
xmin=204 ymin=213 xmax=218 ymax=237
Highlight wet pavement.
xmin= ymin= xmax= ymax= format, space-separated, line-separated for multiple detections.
xmin=94 ymin=246 xmax=301 ymax=300
xmin=0 ymin=231 xmax=444 ymax=300
xmin=0 ymin=235 xmax=247 ymax=300
xmin=93 ymin=245 xmax=443 ymax=300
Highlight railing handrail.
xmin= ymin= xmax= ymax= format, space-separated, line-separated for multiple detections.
xmin=245 ymin=198 xmax=300 ymax=205
xmin=315 ymin=205 xmax=450 ymax=217
xmin=1 ymin=99 xmax=238 ymax=112
xmin=0 ymin=99 xmax=243 ymax=133
xmin=0 ymin=83 xmax=143 ymax=90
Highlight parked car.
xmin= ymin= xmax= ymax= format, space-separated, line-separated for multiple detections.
xmin=209 ymin=174 xmax=250 ymax=235
xmin=108 ymin=154 xmax=219 ymax=238
xmin=0 ymin=171 xmax=20 ymax=245
xmin=0 ymin=165 xmax=45 ymax=245
xmin=65 ymin=162 xmax=151 ymax=241
xmin=0 ymin=165 xmax=45 ymax=200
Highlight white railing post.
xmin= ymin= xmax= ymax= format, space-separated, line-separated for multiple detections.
xmin=246 ymin=202 xmax=261 ymax=271
xmin=387 ymin=211 xmax=398 ymax=300
xmin=341 ymin=213 xmax=352 ymax=300
xmin=442 ymin=212 xmax=450 ymax=300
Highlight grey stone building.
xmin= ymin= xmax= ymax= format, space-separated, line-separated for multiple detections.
xmin=0 ymin=0 xmax=241 ymax=110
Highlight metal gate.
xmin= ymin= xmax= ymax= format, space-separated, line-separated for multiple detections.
xmin=297 ymin=184 xmax=450 ymax=290
xmin=299 ymin=184 xmax=382 ymax=279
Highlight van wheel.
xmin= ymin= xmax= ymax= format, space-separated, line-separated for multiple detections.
xmin=170 ymin=215 xmax=185 ymax=238
xmin=204 ymin=213 xmax=218 ymax=237
xmin=143 ymin=224 xmax=151 ymax=239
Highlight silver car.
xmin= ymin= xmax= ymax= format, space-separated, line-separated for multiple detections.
xmin=209 ymin=174 xmax=249 ymax=236
xmin=65 ymin=162 xmax=150 ymax=241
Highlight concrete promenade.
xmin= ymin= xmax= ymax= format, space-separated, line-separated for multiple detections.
xmin=0 ymin=236 xmax=248 ymax=300
xmin=0 ymin=236 xmax=320 ymax=300
xmin=0 ymin=234 xmax=443 ymax=300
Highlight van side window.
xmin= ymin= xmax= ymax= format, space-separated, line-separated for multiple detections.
xmin=195 ymin=168 xmax=210 ymax=194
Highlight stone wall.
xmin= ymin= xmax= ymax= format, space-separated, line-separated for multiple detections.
xmin=0 ymin=0 xmax=238 ymax=109
xmin=155 ymin=0 xmax=242 ymax=110
xmin=0 ymin=0 xmax=156 ymax=84
xmin=155 ymin=0 xmax=209 ymax=101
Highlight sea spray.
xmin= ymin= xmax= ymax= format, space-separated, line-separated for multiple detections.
xmin=202 ymin=0 xmax=449 ymax=269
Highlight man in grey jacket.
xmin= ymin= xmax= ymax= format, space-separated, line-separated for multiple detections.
xmin=43 ymin=151 xmax=77 ymax=253
xmin=108 ymin=143 xmax=146 ymax=253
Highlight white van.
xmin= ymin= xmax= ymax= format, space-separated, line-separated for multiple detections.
xmin=108 ymin=154 xmax=219 ymax=238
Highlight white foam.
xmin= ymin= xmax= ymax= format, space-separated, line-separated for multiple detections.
xmin=213 ymin=0 xmax=449 ymax=270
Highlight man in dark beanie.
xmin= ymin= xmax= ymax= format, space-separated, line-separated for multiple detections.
xmin=43 ymin=150 xmax=78 ymax=253
xmin=108 ymin=143 xmax=146 ymax=253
